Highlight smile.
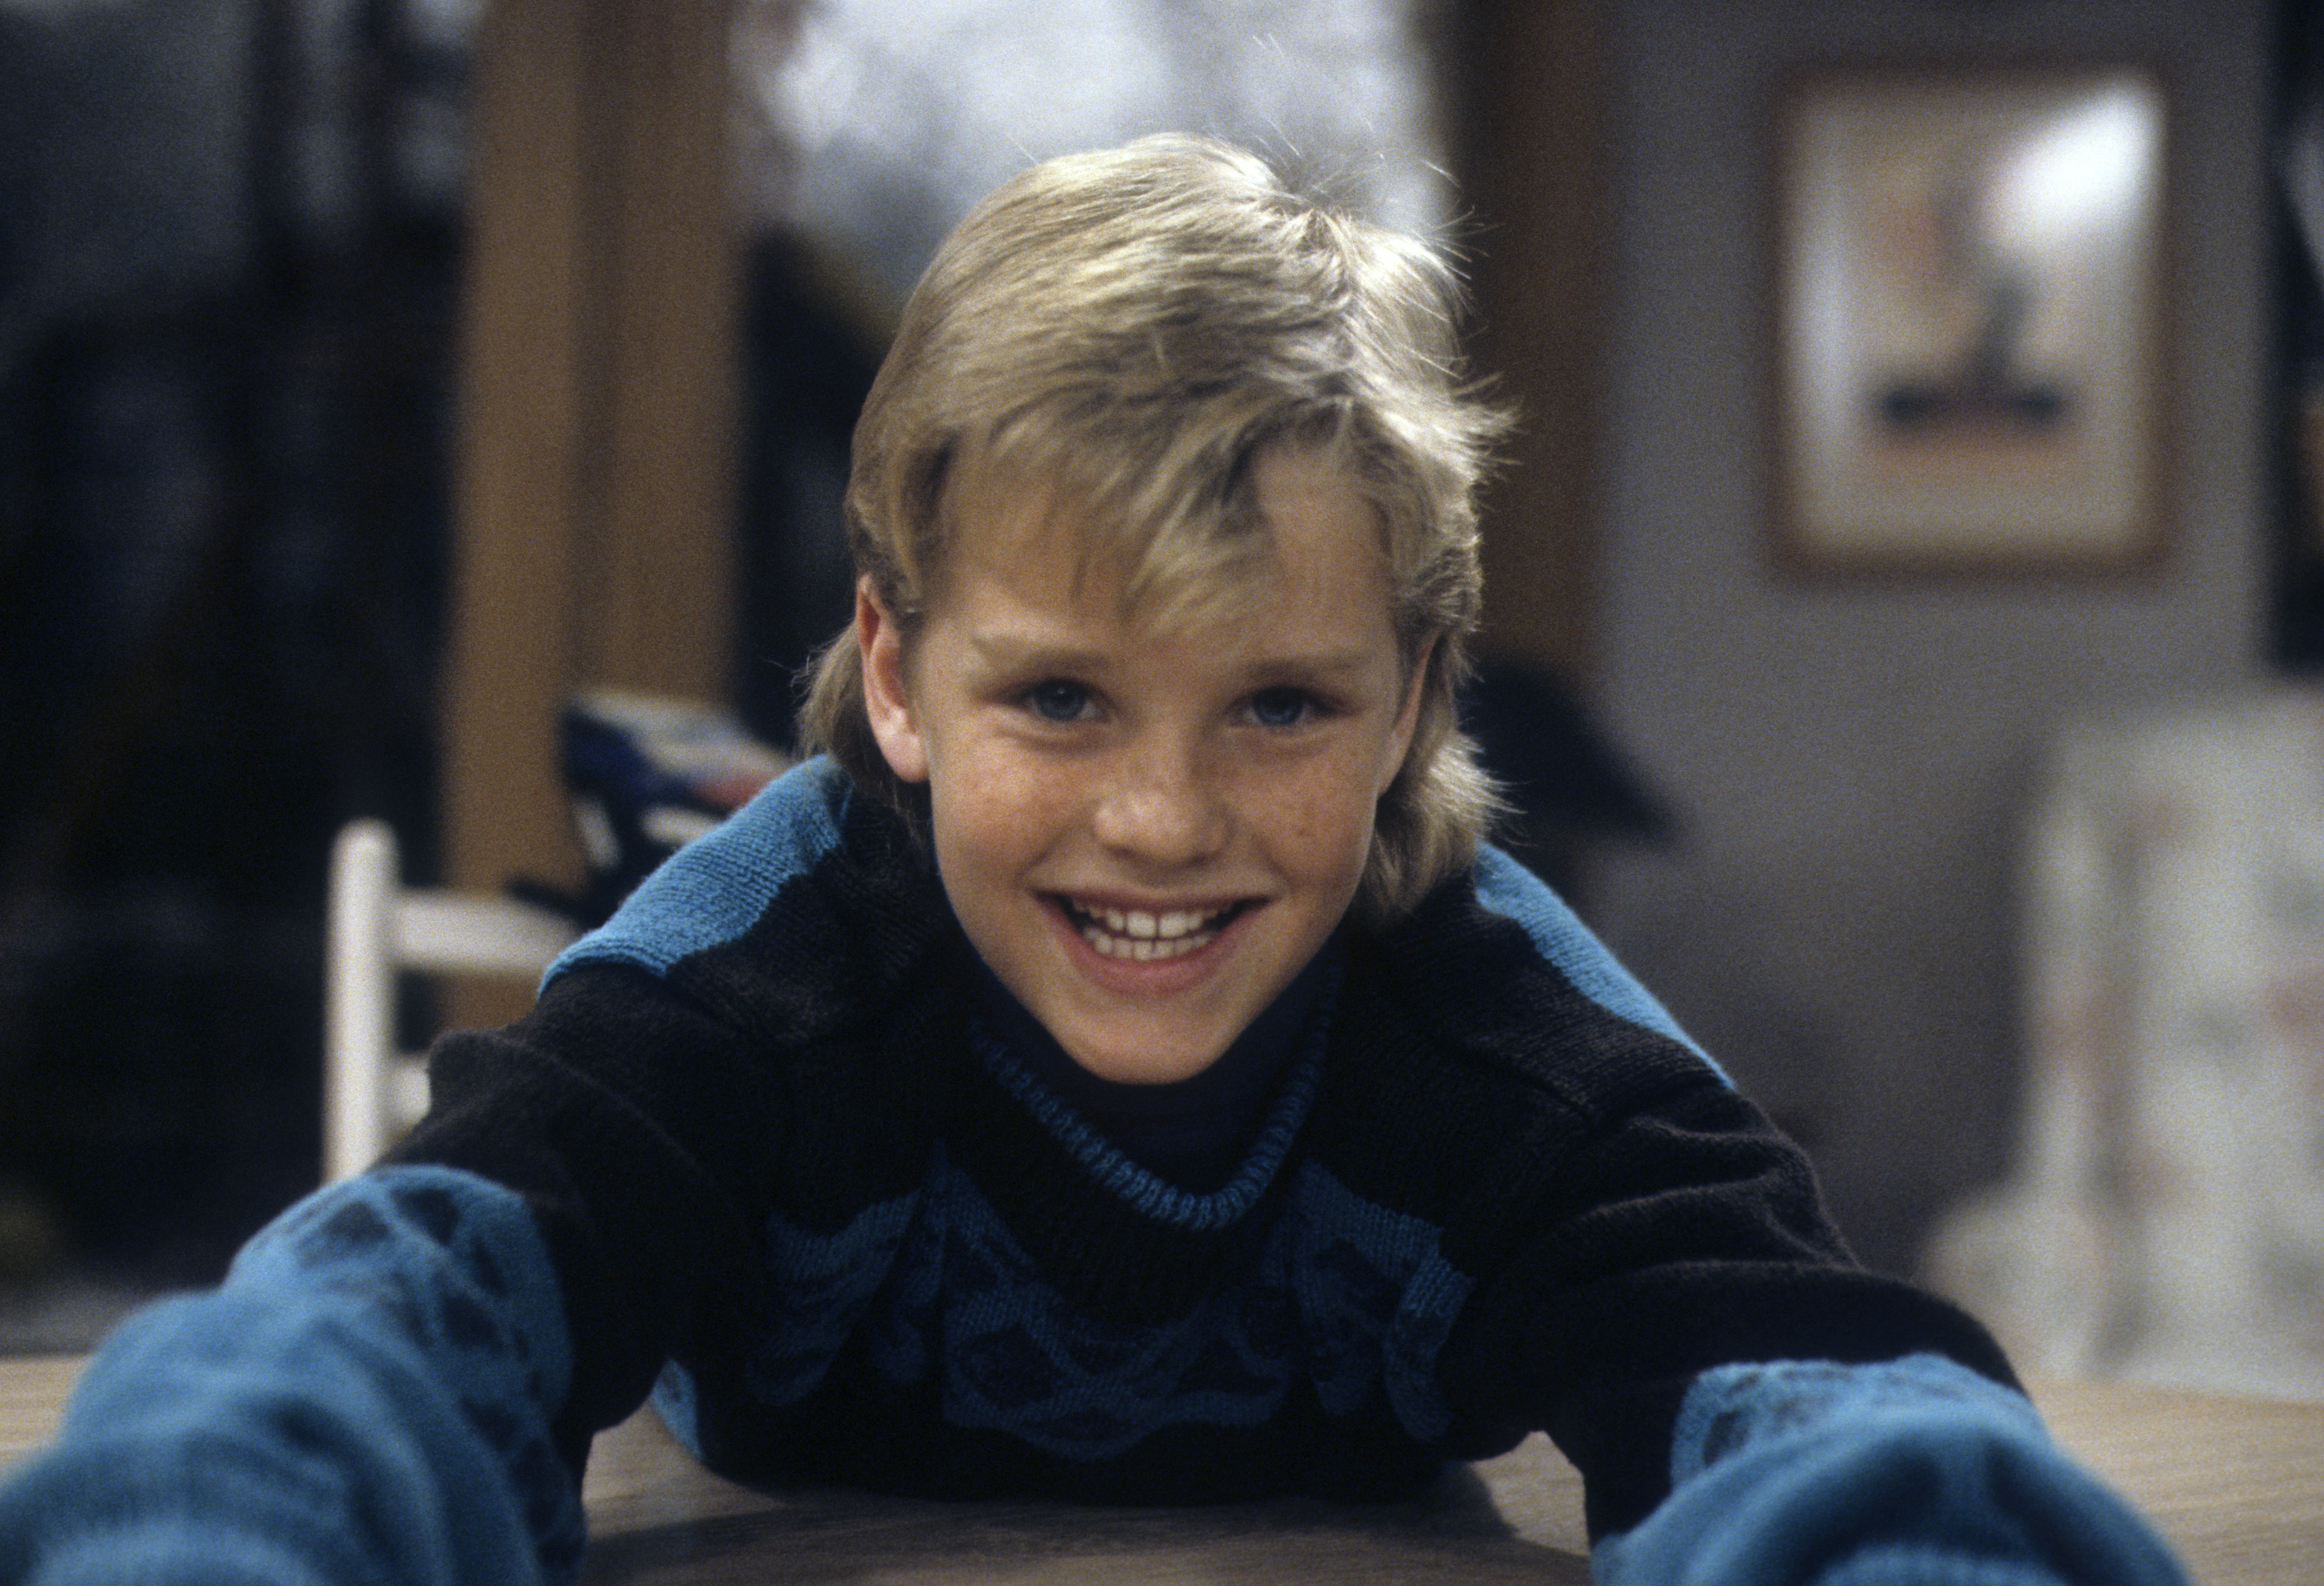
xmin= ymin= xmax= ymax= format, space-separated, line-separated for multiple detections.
xmin=1058 ymin=898 xmax=1251 ymax=961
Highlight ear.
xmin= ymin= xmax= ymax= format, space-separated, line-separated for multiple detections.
xmin=1378 ymin=634 xmax=1436 ymax=797
xmin=857 ymin=578 xmax=930 ymax=784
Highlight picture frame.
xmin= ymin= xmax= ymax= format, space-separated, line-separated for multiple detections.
xmin=1772 ymin=64 xmax=2170 ymax=573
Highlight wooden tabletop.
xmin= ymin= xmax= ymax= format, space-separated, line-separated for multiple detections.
xmin=5 ymin=1354 xmax=2320 ymax=1583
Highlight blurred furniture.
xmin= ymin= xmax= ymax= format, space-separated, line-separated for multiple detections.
xmin=5 ymin=1355 xmax=2320 ymax=1585
xmin=1929 ymin=690 xmax=2324 ymax=1401
xmin=325 ymin=820 xmax=577 ymax=1183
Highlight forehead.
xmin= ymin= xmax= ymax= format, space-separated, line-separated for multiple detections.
xmin=935 ymin=445 xmax=1391 ymax=638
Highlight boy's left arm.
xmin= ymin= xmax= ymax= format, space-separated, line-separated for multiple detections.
xmin=1435 ymin=1071 xmax=2184 ymax=1586
xmin=1592 ymin=1353 xmax=2184 ymax=1586
xmin=1424 ymin=850 xmax=2187 ymax=1586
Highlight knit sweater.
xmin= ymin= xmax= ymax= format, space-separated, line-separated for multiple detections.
xmin=0 ymin=759 xmax=2187 ymax=1586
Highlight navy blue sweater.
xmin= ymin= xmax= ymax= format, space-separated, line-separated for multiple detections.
xmin=0 ymin=759 xmax=2186 ymax=1585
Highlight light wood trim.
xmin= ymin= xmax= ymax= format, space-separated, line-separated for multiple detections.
xmin=441 ymin=0 xmax=738 ymax=1032
xmin=1453 ymin=0 xmax=1607 ymax=683
xmin=444 ymin=0 xmax=598 ymax=911
xmin=584 ymin=0 xmax=741 ymax=694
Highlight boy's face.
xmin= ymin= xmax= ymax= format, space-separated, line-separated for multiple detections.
xmin=859 ymin=448 xmax=1426 ymax=1085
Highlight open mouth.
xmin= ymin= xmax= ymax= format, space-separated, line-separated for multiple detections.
xmin=1056 ymin=897 xmax=1253 ymax=962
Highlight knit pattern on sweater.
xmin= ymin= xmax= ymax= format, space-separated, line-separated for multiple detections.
xmin=400 ymin=757 xmax=2014 ymax=1523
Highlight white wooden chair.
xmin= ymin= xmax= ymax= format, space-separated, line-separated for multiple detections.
xmin=324 ymin=819 xmax=579 ymax=1182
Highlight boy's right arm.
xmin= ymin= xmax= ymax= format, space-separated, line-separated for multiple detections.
xmin=0 ymin=762 xmax=900 ymax=1585
xmin=0 ymin=959 xmax=781 ymax=1586
xmin=0 ymin=1166 xmax=580 ymax=1586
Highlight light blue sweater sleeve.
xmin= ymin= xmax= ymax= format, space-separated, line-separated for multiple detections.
xmin=1592 ymin=1355 xmax=2188 ymax=1586
xmin=0 ymin=1165 xmax=580 ymax=1586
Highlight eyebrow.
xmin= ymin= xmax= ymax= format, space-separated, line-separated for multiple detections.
xmin=963 ymin=629 xmax=1383 ymax=681
xmin=962 ymin=632 xmax=1115 ymax=673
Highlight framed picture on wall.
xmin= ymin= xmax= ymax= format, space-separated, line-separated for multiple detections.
xmin=1772 ymin=64 xmax=2169 ymax=572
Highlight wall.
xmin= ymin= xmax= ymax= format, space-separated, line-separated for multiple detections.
xmin=1585 ymin=0 xmax=2274 ymax=1273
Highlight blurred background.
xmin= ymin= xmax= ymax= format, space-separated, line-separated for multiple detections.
xmin=0 ymin=0 xmax=2311 ymax=1388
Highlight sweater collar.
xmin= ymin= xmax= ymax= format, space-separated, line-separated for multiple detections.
xmin=967 ymin=936 xmax=1343 ymax=1197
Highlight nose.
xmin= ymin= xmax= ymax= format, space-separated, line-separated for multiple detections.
xmin=1091 ymin=733 xmax=1230 ymax=868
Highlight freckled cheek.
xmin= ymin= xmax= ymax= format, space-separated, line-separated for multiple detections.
xmin=1253 ymin=756 xmax=1381 ymax=886
xmin=931 ymin=744 xmax=1079 ymax=875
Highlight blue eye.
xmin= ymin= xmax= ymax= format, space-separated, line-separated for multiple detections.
xmin=1248 ymin=687 xmax=1318 ymax=729
xmin=1023 ymin=679 xmax=1094 ymax=722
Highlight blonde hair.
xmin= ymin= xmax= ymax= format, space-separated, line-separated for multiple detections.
xmin=801 ymin=134 xmax=1505 ymax=920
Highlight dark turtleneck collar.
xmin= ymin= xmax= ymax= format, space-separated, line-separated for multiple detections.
xmin=969 ymin=936 xmax=1341 ymax=1194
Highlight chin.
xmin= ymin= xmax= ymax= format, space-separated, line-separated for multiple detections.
xmin=1055 ymin=1014 xmax=1234 ymax=1085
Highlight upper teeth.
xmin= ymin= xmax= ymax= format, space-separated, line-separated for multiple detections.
xmin=1093 ymin=905 xmax=1212 ymax=940
xmin=1072 ymin=901 xmax=1231 ymax=960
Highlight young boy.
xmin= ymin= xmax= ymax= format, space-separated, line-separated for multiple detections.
xmin=0 ymin=136 xmax=2182 ymax=1586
